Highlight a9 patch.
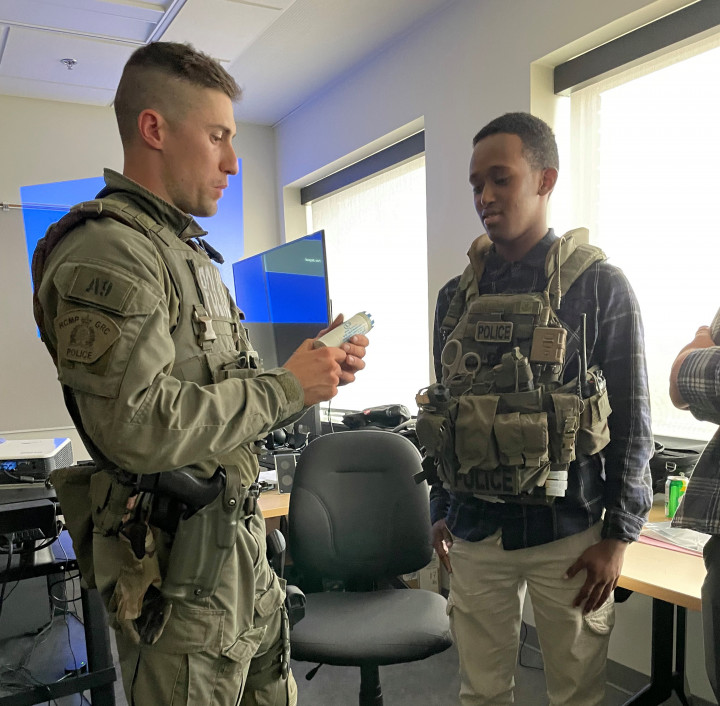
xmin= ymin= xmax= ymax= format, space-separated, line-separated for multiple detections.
xmin=67 ymin=264 xmax=135 ymax=312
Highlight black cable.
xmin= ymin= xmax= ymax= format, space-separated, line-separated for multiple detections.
xmin=32 ymin=534 xmax=60 ymax=552
xmin=0 ymin=535 xmax=14 ymax=622
xmin=0 ymin=468 xmax=42 ymax=484
xmin=517 ymin=620 xmax=544 ymax=670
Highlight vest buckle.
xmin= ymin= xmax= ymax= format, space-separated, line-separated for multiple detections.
xmin=193 ymin=305 xmax=217 ymax=348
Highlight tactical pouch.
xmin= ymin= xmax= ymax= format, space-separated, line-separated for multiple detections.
xmin=520 ymin=413 xmax=549 ymax=468
xmin=415 ymin=404 xmax=457 ymax=462
xmin=455 ymin=395 xmax=500 ymax=472
xmin=494 ymin=413 xmax=524 ymax=466
xmin=549 ymin=393 xmax=582 ymax=464
xmin=49 ymin=463 xmax=97 ymax=588
xmin=89 ymin=470 xmax=135 ymax=536
xmin=161 ymin=479 xmax=247 ymax=601
xmin=489 ymin=386 xmax=549 ymax=469
xmin=577 ymin=378 xmax=612 ymax=455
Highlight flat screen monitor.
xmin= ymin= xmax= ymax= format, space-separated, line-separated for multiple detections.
xmin=232 ymin=230 xmax=330 ymax=371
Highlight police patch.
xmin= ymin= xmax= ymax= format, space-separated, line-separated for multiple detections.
xmin=475 ymin=320 xmax=513 ymax=343
xmin=55 ymin=309 xmax=121 ymax=364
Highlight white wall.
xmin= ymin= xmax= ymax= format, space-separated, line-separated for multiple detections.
xmin=0 ymin=94 xmax=280 ymax=453
xmin=275 ymin=0 xmax=691 ymax=339
xmin=273 ymin=0 xmax=715 ymax=701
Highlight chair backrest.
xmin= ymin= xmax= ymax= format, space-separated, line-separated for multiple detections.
xmin=288 ymin=430 xmax=432 ymax=584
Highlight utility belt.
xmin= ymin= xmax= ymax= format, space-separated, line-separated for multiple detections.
xmin=416 ymin=366 xmax=611 ymax=503
xmin=51 ymin=463 xmax=259 ymax=600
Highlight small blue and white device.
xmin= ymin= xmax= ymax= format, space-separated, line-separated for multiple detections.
xmin=0 ymin=438 xmax=73 ymax=480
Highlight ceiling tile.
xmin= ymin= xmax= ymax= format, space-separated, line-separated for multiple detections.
xmin=0 ymin=0 xmax=167 ymax=42
xmin=160 ymin=0 xmax=284 ymax=63
xmin=0 ymin=26 xmax=134 ymax=89
xmin=0 ymin=74 xmax=116 ymax=104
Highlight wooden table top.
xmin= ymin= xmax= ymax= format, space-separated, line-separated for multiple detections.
xmin=258 ymin=489 xmax=290 ymax=519
xmin=617 ymin=502 xmax=705 ymax=611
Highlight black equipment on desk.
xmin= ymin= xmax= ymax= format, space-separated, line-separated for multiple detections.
xmin=0 ymin=498 xmax=57 ymax=546
xmin=650 ymin=441 xmax=701 ymax=493
xmin=341 ymin=403 xmax=411 ymax=430
xmin=0 ymin=499 xmax=57 ymax=539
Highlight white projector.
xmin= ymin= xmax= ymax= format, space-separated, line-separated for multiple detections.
xmin=0 ymin=438 xmax=73 ymax=480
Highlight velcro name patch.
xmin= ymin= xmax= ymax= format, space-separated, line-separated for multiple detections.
xmin=475 ymin=320 xmax=513 ymax=343
xmin=68 ymin=265 xmax=135 ymax=312
xmin=55 ymin=309 xmax=121 ymax=364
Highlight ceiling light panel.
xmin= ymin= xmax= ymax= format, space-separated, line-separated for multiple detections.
xmin=0 ymin=0 xmax=170 ymax=42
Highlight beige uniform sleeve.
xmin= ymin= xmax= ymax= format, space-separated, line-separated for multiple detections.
xmin=40 ymin=219 xmax=305 ymax=474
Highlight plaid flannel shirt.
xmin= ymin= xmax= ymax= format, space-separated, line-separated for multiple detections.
xmin=429 ymin=230 xmax=654 ymax=550
xmin=671 ymin=344 xmax=720 ymax=535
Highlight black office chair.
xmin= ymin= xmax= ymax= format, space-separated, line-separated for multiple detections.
xmin=288 ymin=429 xmax=452 ymax=706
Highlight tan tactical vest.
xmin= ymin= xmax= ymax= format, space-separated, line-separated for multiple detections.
xmin=416 ymin=230 xmax=613 ymax=504
xmin=32 ymin=197 xmax=261 ymax=485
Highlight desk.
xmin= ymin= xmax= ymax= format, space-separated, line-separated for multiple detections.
xmin=618 ymin=505 xmax=706 ymax=705
xmin=259 ymin=489 xmax=290 ymax=519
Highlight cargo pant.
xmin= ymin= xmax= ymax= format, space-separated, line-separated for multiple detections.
xmin=94 ymin=508 xmax=297 ymax=706
xmin=447 ymin=522 xmax=614 ymax=706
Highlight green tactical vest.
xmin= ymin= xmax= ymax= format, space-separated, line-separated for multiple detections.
xmin=32 ymin=197 xmax=261 ymax=486
xmin=416 ymin=230 xmax=613 ymax=504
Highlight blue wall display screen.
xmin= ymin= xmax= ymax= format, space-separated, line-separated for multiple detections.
xmin=232 ymin=231 xmax=330 ymax=369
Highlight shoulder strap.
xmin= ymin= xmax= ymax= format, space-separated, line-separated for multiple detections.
xmin=440 ymin=234 xmax=493 ymax=334
xmin=32 ymin=199 xmax=153 ymax=471
xmin=544 ymin=228 xmax=606 ymax=310
xmin=31 ymin=199 xmax=150 ymax=354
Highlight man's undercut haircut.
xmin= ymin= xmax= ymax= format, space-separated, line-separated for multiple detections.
xmin=473 ymin=112 xmax=559 ymax=172
xmin=114 ymin=41 xmax=241 ymax=146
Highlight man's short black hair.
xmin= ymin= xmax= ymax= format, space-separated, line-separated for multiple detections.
xmin=472 ymin=112 xmax=559 ymax=171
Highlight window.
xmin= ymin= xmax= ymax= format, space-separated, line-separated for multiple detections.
xmin=306 ymin=155 xmax=428 ymax=414
xmin=567 ymin=32 xmax=720 ymax=440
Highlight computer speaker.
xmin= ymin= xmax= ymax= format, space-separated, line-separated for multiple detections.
xmin=275 ymin=453 xmax=298 ymax=494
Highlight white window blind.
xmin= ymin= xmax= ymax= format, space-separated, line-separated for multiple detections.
xmin=307 ymin=156 xmax=428 ymax=414
xmin=569 ymin=32 xmax=720 ymax=440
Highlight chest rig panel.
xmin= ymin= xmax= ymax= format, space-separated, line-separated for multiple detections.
xmin=134 ymin=210 xmax=261 ymax=387
xmin=416 ymin=230 xmax=613 ymax=504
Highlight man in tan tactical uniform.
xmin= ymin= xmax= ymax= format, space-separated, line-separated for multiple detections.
xmin=33 ymin=41 xmax=368 ymax=706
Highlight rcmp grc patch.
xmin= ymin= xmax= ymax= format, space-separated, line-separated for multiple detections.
xmin=55 ymin=309 xmax=121 ymax=364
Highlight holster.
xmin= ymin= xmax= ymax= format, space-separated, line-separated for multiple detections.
xmin=161 ymin=470 xmax=259 ymax=601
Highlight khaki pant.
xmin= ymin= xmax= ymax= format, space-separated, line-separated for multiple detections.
xmin=702 ymin=534 xmax=720 ymax=702
xmin=95 ymin=509 xmax=297 ymax=706
xmin=447 ymin=523 xmax=614 ymax=706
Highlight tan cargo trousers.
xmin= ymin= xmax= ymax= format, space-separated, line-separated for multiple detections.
xmin=94 ymin=509 xmax=297 ymax=706
xmin=447 ymin=522 xmax=614 ymax=706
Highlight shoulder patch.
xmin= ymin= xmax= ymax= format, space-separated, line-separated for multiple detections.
xmin=55 ymin=309 xmax=121 ymax=364
xmin=67 ymin=264 xmax=135 ymax=312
